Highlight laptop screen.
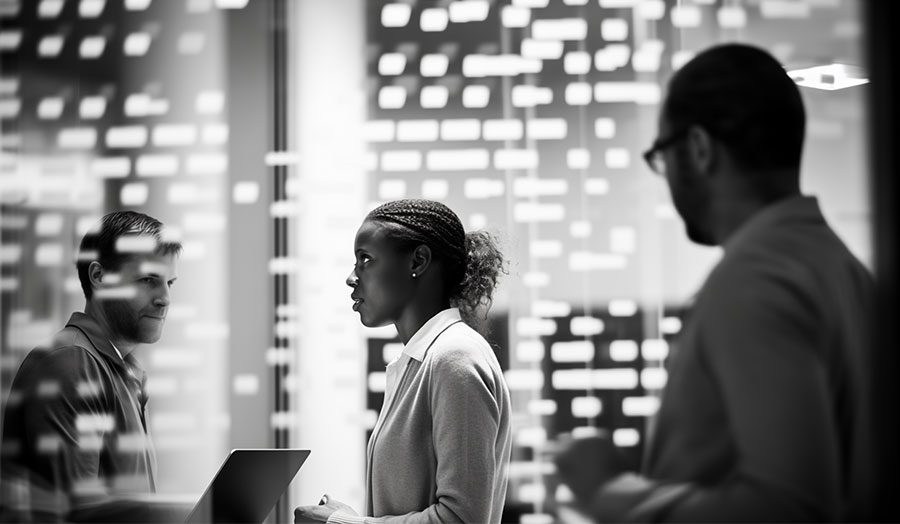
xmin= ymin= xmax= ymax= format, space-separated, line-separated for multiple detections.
xmin=184 ymin=448 xmax=310 ymax=524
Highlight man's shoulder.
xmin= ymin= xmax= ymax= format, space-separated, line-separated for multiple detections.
xmin=729 ymin=205 xmax=861 ymax=268
xmin=696 ymin=221 xmax=872 ymax=326
xmin=715 ymin=217 xmax=868 ymax=290
xmin=15 ymin=326 xmax=106 ymax=382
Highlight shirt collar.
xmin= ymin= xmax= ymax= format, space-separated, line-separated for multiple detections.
xmin=402 ymin=308 xmax=462 ymax=362
xmin=110 ymin=342 xmax=125 ymax=360
xmin=723 ymin=195 xmax=824 ymax=253
xmin=65 ymin=312 xmax=143 ymax=373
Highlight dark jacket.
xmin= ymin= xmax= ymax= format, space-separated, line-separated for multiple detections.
xmin=1 ymin=312 xmax=156 ymax=522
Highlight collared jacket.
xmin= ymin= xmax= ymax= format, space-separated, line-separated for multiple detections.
xmin=0 ymin=312 xmax=157 ymax=522
xmin=590 ymin=196 xmax=875 ymax=522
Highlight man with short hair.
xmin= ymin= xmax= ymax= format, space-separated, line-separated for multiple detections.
xmin=556 ymin=43 xmax=875 ymax=522
xmin=1 ymin=210 xmax=182 ymax=522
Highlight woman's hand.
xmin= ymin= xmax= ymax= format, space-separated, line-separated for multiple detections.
xmin=294 ymin=494 xmax=357 ymax=523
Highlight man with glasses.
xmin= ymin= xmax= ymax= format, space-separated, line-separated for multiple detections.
xmin=556 ymin=43 xmax=875 ymax=521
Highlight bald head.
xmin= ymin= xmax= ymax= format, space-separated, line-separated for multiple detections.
xmin=664 ymin=44 xmax=806 ymax=173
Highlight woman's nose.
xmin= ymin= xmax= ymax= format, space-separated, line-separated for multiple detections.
xmin=346 ymin=269 xmax=358 ymax=287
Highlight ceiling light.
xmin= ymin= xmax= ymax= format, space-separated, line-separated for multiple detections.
xmin=788 ymin=63 xmax=868 ymax=91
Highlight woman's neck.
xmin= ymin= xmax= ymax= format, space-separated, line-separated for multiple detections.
xmin=395 ymin=299 xmax=449 ymax=344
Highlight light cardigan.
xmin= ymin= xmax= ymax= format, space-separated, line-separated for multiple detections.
xmin=330 ymin=308 xmax=512 ymax=524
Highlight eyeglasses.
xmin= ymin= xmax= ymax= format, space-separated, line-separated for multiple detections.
xmin=643 ymin=130 xmax=688 ymax=176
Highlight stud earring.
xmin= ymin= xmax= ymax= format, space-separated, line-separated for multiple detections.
xmin=412 ymin=272 xmax=417 ymax=278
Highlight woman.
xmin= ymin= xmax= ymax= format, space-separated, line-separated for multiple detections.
xmin=295 ymin=199 xmax=512 ymax=524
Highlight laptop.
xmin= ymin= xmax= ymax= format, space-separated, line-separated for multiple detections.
xmin=184 ymin=448 xmax=310 ymax=524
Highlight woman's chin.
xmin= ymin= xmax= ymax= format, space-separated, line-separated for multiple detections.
xmin=359 ymin=315 xmax=392 ymax=329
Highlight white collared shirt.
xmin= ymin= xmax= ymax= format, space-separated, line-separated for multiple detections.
xmin=381 ymin=308 xmax=462 ymax=416
xmin=401 ymin=307 xmax=462 ymax=362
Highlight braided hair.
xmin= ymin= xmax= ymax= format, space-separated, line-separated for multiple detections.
xmin=366 ymin=199 xmax=505 ymax=331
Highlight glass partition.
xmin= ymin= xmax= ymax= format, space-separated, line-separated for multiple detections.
xmin=1 ymin=1 xmax=870 ymax=522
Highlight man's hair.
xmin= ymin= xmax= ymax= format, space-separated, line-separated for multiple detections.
xmin=76 ymin=211 xmax=182 ymax=300
xmin=664 ymin=43 xmax=806 ymax=171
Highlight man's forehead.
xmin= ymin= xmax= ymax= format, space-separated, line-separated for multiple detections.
xmin=139 ymin=260 xmax=176 ymax=274
xmin=121 ymin=255 xmax=177 ymax=275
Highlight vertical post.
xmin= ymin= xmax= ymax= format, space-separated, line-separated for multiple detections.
xmin=226 ymin=0 xmax=272 ymax=451
xmin=288 ymin=0 xmax=369 ymax=513
xmin=864 ymin=2 xmax=899 ymax=521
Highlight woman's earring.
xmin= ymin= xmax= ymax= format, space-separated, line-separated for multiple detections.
xmin=412 ymin=272 xmax=417 ymax=278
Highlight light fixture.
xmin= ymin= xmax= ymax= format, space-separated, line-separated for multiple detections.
xmin=787 ymin=63 xmax=869 ymax=91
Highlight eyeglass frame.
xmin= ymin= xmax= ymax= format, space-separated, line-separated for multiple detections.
xmin=643 ymin=128 xmax=689 ymax=176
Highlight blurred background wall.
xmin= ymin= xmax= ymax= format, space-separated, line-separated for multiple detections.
xmin=0 ymin=0 xmax=885 ymax=522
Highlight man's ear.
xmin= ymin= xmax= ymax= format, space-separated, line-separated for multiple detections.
xmin=410 ymin=244 xmax=432 ymax=277
xmin=687 ymin=125 xmax=715 ymax=176
xmin=88 ymin=261 xmax=104 ymax=289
